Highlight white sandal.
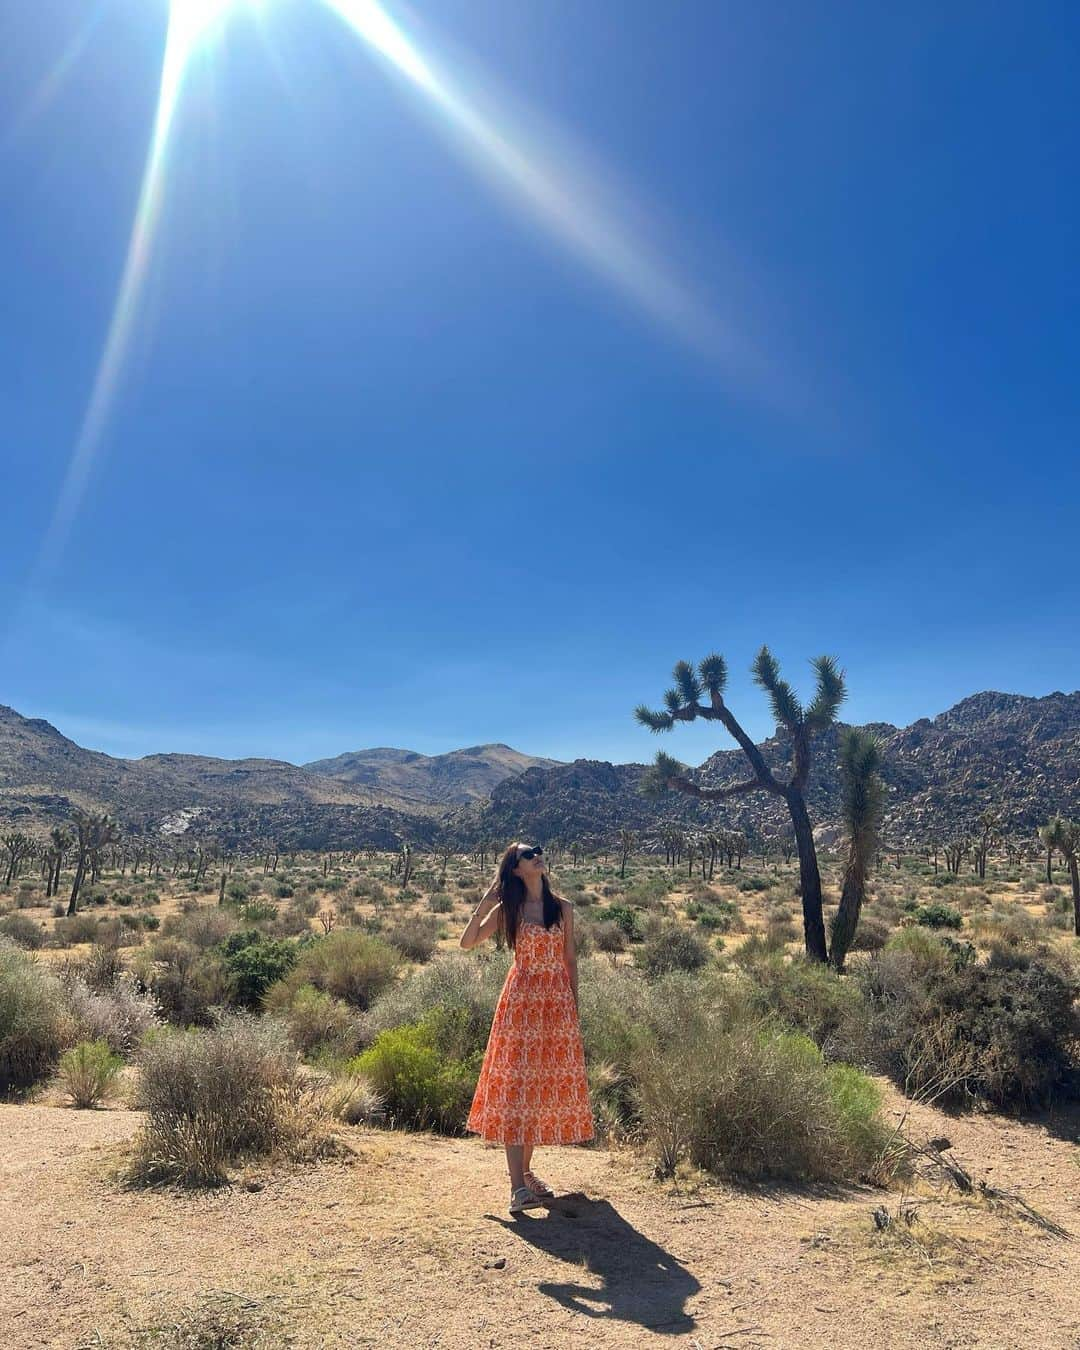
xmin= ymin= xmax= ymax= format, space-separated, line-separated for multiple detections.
xmin=509 ymin=1185 xmax=544 ymax=1214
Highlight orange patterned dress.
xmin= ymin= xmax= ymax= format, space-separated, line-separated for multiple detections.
xmin=466 ymin=919 xmax=594 ymax=1146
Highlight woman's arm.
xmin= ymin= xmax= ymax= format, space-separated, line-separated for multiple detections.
xmin=561 ymin=900 xmax=578 ymax=1010
xmin=459 ymin=881 xmax=503 ymax=950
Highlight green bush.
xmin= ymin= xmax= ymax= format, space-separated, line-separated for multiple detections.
xmin=271 ymin=929 xmax=400 ymax=1010
xmin=736 ymin=875 xmax=771 ymax=893
xmin=349 ymin=1012 xmax=481 ymax=1133
xmin=911 ymin=903 xmax=963 ymax=930
xmin=634 ymin=924 xmax=710 ymax=979
xmin=52 ymin=914 xmax=100 ymax=947
xmin=428 ymin=892 xmax=454 ymax=914
xmin=219 ymin=931 xmax=298 ymax=1010
xmin=58 ymin=1039 xmax=123 ymax=1108
xmin=0 ymin=941 xmax=73 ymax=1092
xmin=685 ymin=899 xmax=739 ymax=933
xmin=604 ymin=905 xmax=644 ymax=941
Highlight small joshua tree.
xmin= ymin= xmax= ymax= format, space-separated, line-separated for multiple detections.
xmin=1042 ymin=815 xmax=1080 ymax=937
xmin=829 ymin=728 xmax=886 ymax=970
xmin=635 ymin=647 xmax=845 ymax=963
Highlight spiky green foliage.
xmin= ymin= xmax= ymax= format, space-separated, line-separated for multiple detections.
xmin=698 ymin=653 xmax=727 ymax=697
xmin=805 ymin=655 xmax=847 ymax=730
xmin=634 ymin=703 xmax=675 ymax=733
xmin=751 ymin=645 xmax=804 ymax=728
xmin=640 ymin=751 xmax=687 ymax=800
xmin=673 ymin=660 xmax=702 ymax=707
xmin=839 ymin=729 xmax=885 ymax=851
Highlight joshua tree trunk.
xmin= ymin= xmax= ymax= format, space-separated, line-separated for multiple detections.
xmin=1070 ymin=856 xmax=1080 ymax=938
xmin=786 ymin=790 xmax=827 ymax=963
xmin=67 ymin=856 xmax=87 ymax=915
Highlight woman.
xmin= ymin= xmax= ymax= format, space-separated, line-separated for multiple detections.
xmin=459 ymin=841 xmax=594 ymax=1214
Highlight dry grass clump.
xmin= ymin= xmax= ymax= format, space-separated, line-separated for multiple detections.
xmin=128 ymin=1290 xmax=289 ymax=1348
xmin=127 ymin=1014 xmax=336 ymax=1186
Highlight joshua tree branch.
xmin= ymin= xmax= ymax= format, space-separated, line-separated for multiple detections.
xmin=668 ymin=775 xmax=764 ymax=802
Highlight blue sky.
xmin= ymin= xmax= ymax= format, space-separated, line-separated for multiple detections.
xmin=2 ymin=0 xmax=1078 ymax=768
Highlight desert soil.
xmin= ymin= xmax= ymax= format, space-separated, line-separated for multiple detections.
xmin=1 ymin=1085 xmax=1078 ymax=1350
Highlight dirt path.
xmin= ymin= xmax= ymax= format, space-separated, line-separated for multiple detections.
xmin=1 ymin=1087 xmax=1078 ymax=1349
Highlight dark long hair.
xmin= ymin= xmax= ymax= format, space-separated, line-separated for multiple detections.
xmin=495 ymin=841 xmax=562 ymax=950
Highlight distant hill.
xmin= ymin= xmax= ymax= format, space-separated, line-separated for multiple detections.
xmin=1 ymin=690 xmax=1078 ymax=851
xmin=304 ymin=743 xmax=559 ymax=809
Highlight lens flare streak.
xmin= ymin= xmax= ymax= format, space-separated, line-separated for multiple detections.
xmin=38 ymin=2 xmax=223 ymax=573
xmin=320 ymin=0 xmax=738 ymax=361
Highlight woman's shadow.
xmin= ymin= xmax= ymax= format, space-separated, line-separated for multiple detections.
xmin=488 ymin=1194 xmax=700 ymax=1334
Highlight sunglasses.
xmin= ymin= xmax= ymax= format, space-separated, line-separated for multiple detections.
xmin=516 ymin=846 xmax=544 ymax=861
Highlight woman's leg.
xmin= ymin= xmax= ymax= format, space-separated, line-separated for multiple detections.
xmin=522 ymin=1142 xmax=534 ymax=1174
xmin=505 ymin=1143 xmax=526 ymax=1192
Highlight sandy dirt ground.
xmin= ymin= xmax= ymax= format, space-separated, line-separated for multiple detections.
xmin=1 ymin=1086 xmax=1078 ymax=1350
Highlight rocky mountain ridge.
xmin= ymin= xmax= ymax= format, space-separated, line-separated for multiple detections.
xmin=1 ymin=689 xmax=1077 ymax=850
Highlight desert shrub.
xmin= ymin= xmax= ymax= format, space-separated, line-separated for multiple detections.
xmin=928 ymin=872 xmax=957 ymax=888
xmin=268 ymin=904 xmax=316 ymax=939
xmin=52 ymin=914 xmax=100 ymax=947
xmin=223 ymin=879 xmax=250 ymax=905
xmin=218 ymin=932 xmax=298 ymax=1010
xmin=428 ymin=892 xmax=454 ymax=914
xmin=272 ymin=983 xmax=362 ymax=1060
xmin=15 ymin=887 xmax=48 ymax=909
xmin=0 ymin=940 xmax=73 ymax=1092
xmin=271 ymin=929 xmax=400 ymax=1010
xmin=239 ymin=901 xmax=277 ymax=925
xmin=58 ymin=1039 xmax=123 ymax=1108
xmin=972 ymin=908 xmax=1045 ymax=950
xmin=140 ymin=913 xmax=161 ymax=932
xmin=1041 ymin=885 xmax=1066 ymax=910
xmin=273 ymin=880 xmax=295 ymax=899
xmin=740 ymin=954 xmax=868 ymax=1062
xmin=592 ymin=921 xmax=627 ymax=957
xmin=114 ymin=892 xmax=134 ymax=907
xmin=685 ymin=898 xmax=739 ymax=933
xmin=839 ymin=913 xmax=891 ymax=953
xmin=64 ymin=973 xmax=160 ymax=1055
xmin=857 ymin=943 xmax=1079 ymax=1108
xmin=129 ymin=1014 xmax=318 ymax=1186
xmin=911 ymin=903 xmax=963 ymax=930
xmin=623 ymin=877 xmax=670 ymax=910
xmin=383 ymin=914 xmax=442 ymax=964
xmin=0 ymin=912 xmax=46 ymax=950
xmin=731 ymin=929 xmax=790 ymax=967
xmin=81 ymin=943 xmax=126 ymax=992
xmin=765 ymin=915 xmax=799 ymax=946
xmin=130 ymin=938 xmax=229 ymax=1028
xmin=604 ymin=905 xmax=644 ymax=941
xmin=359 ymin=950 xmax=508 ymax=1052
xmin=348 ymin=1012 xmax=481 ymax=1133
xmin=634 ymin=924 xmax=710 ymax=979
xmin=630 ymin=992 xmax=888 ymax=1182
xmin=353 ymin=878 xmax=387 ymax=905
xmin=736 ymin=875 xmax=771 ymax=893
xmin=323 ymin=1073 xmax=386 ymax=1126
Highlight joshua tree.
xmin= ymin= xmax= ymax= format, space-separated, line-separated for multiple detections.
xmin=828 ymin=729 xmax=886 ymax=970
xmin=67 ymin=809 xmax=119 ymax=915
xmin=618 ymin=828 xmax=636 ymax=878
xmin=45 ymin=827 xmax=72 ymax=896
xmin=2 ymin=832 xmax=35 ymax=887
xmin=942 ymin=837 xmax=968 ymax=876
xmin=972 ymin=810 xmax=999 ymax=880
xmin=1041 ymin=816 xmax=1080 ymax=936
xmin=1038 ymin=819 xmax=1060 ymax=884
xmin=636 ymin=648 xmax=846 ymax=963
